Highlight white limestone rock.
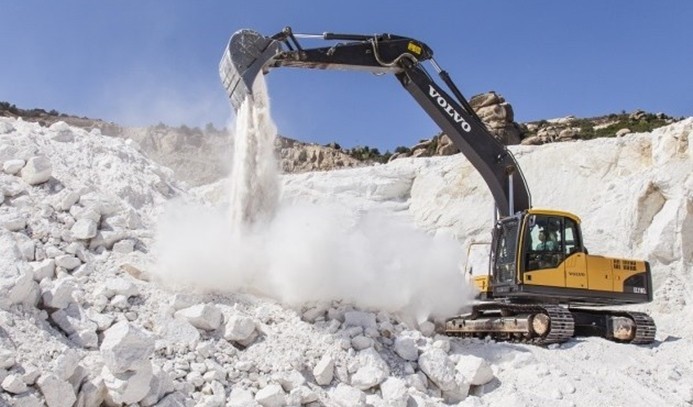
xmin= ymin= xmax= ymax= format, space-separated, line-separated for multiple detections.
xmin=418 ymin=348 xmax=458 ymax=392
xmin=0 ymin=349 xmax=15 ymax=369
xmin=351 ymin=364 xmax=389 ymax=391
xmin=11 ymin=394 xmax=43 ymax=407
xmin=227 ymin=388 xmax=257 ymax=407
xmin=224 ymin=314 xmax=257 ymax=342
xmin=0 ymin=212 xmax=26 ymax=231
xmin=156 ymin=315 xmax=200 ymax=346
xmin=455 ymin=355 xmax=494 ymax=386
xmin=89 ymin=229 xmax=127 ymax=250
xmin=86 ymin=309 xmax=115 ymax=331
xmin=15 ymin=234 xmax=35 ymax=261
xmin=54 ymin=254 xmax=81 ymax=270
xmin=288 ymin=386 xmax=318 ymax=405
xmin=53 ymin=189 xmax=81 ymax=211
xmin=255 ymin=384 xmax=286 ymax=407
xmin=102 ymin=362 xmax=154 ymax=405
xmin=331 ymin=383 xmax=366 ymax=407
xmin=21 ymin=156 xmax=52 ymax=185
xmin=394 ymin=336 xmax=419 ymax=361
xmin=37 ymin=374 xmax=77 ymax=407
xmin=22 ymin=365 xmax=41 ymax=385
xmin=152 ymin=391 xmax=187 ymax=407
xmin=41 ymin=278 xmax=76 ymax=309
xmin=70 ymin=218 xmax=98 ymax=240
xmin=75 ymin=376 xmax=106 ymax=407
xmin=313 ymin=354 xmax=335 ymax=386
xmin=112 ymin=239 xmax=136 ymax=254
xmin=274 ymin=369 xmax=306 ymax=392
xmin=9 ymin=269 xmax=40 ymax=307
xmin=31 ymin=258 xmax=55 ymax=281
xmin=344 ymin=311 xmax=378 ymax=330
xmin=175 ymin=303 xmax=223 ymax=331
xmin=54 ymin=349 xmax=81 ymax=380
xmin=380 ymin=377 xmax=408 ymax=407
xmin=351 ymin=335 xmax=374 ymax=350
xmin=78 ymin=192 xmax=122 ymax=217
xmin=350 ymin=348 xmax=390 ymax=390
xmin=104 ymin=277 xmax=139 ymax=298
xmin=100 ymin=321 xmax=154 ymax=373
xmin=2 ymin=373 xmax=28 ymax=394
xmin=3 ymin=159 xmax=25 ymax=175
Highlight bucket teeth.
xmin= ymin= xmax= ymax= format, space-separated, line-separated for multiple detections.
xmin=219 ymin=29 xmax=282 ymax=110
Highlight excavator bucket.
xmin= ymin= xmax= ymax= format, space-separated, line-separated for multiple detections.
xmin=219 ymin=29 xmax=282 ymax=111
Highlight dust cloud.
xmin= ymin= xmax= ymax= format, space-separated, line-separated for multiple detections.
xmin=153 ymin=76 xmax=474 ymax=322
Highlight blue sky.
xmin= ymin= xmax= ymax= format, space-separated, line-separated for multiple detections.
xmin=2 ymin=1 xmax=691 ymax=150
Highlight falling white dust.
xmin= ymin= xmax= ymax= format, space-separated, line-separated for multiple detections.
xmin=153 ymin=76 xmax=474 ymax=322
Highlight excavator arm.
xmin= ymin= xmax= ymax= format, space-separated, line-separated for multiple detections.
xmin=220 ymin=27 xmax=531 ymax=217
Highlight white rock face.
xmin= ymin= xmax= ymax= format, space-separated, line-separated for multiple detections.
xmin=175 ymin=304 xmax=223 ymax=331
xmin=100 ymin=321 xmax=154 ymax=373
xmin=20 ymin=156 xmax=52 ymax=185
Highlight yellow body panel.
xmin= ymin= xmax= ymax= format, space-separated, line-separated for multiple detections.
xmin=524 ymin=265 xmax=564 ymax=286
xmin=523 ymin=253 xmax=647 ymax=294
xmin=585 ymin=255 xmax=613 ymax=291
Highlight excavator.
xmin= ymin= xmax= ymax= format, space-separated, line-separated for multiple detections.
xmin=219 ymin=27 xmax=656 ymax=345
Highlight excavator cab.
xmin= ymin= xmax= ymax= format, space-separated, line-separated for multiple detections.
xmin=478 ymin=208 xmax=653 ymax=307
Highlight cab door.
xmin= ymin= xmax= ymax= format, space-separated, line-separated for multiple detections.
xmin=522 ymin=215 xmax=566 ymax=287
xmin=563 ymin=217 xmax=588 ymax=289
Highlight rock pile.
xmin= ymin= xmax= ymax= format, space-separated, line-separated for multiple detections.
xmin=2 ymin=116 xmax=692 ymax=406
xmin=0 ymin=117 xmax=496 ymax=406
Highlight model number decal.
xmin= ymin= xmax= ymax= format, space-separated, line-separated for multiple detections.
xmin=407 ymin=42 xmax=422 ymax=55
xmin=633 ymin=287 xmax=646 ymax=294
xmin=428 ymin=85 xmax=472 ymax=133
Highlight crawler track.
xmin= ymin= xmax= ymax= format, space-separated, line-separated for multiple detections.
xmin=445 ymin=303 xmax=575 ymax=345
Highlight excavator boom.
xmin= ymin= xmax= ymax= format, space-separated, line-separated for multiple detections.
xmin=220 ymin=27 xmax=531 ymax=217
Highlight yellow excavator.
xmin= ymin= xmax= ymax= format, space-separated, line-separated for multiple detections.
xmin=219 ymin=27 xmax=656 ymax=345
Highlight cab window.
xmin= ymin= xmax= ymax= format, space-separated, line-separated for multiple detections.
xmin=525 ymin=215 xmax=564 ymax=271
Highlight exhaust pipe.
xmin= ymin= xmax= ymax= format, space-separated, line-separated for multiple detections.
xmin=219 ymin=29 xmax=282 ymax=111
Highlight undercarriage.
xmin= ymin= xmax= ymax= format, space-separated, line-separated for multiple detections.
xmin=444 ymin=302 xmax=656 ymax=345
